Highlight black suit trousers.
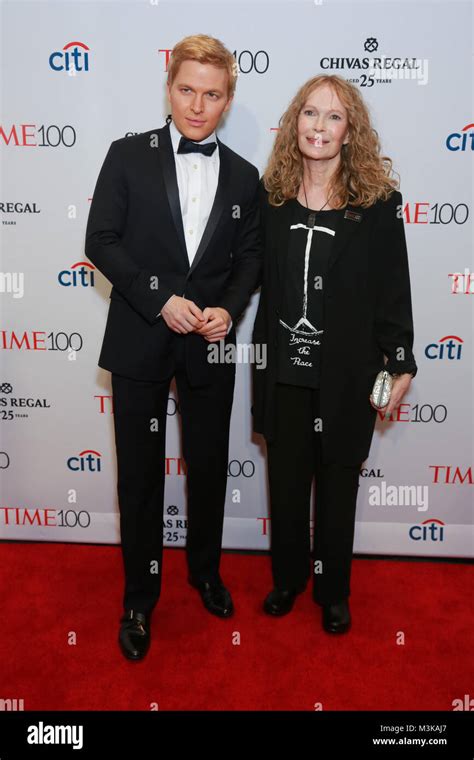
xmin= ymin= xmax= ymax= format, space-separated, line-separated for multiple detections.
xmin=266 ymin=382 xmax=361 ymax=605
xmin=111 ymin=334 xmax=235 ymax=614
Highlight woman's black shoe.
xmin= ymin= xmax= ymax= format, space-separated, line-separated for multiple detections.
xmin=263 ymin=587 xmax=300 ymax=616
xmin=188 ymin=577 xmax=234 ymax=618
xmin=322 ymin=599 xmax=351 ymax=633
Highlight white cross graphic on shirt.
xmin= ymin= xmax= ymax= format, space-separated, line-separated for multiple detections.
xmin=279 ymin=222 xmax=335 ymax=335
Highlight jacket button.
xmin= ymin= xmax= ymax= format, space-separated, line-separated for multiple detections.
xmin=188 ymin=274 xmax=193 ymax=281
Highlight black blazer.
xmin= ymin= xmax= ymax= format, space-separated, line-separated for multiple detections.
xmin=85 ymin=121 xmax=262 ymax=385
xmin=251 ymin=183 xmax=418 ymax=465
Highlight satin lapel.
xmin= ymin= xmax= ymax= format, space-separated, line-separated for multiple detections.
xmin=189 ymin=137 xmax=229 ymax=274
xmin=155 ymin=122 xmax=189 ymax=270
xmin=155 ymin=124 xmax=229 ymax=276
xmin=275 ymin=200 xmax=366 ymax=291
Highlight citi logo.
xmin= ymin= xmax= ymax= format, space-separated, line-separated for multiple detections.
xmin=409 ymin=518 xmax=445 ymax=542
xmin=67 ymin=449 xmax=102 ymax=472
xmin=49 ymin=41 xmax=90 ymax=72
xmin=424 ymin=335 xmax=463 ymax=360
xmin=58 ymin=261 xmax=95 ymax=287
xmin=27 ymin=721 xmax=83 ymax=749
xmin=446 ymin=123 xmax=474 ymax=151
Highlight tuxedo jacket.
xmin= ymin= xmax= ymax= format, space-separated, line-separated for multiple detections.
xmin=85 ymin=121 xmax=262 ymax=385
xmin=251 ymin=183 xmax=418 ymax=465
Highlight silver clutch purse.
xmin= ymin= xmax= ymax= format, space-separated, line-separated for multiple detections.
xmin=370 ymin=369 xmax=393 ymax=409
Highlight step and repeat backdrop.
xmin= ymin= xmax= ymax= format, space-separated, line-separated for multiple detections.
xmin=1 ymin=0 xmax=473 ymax=557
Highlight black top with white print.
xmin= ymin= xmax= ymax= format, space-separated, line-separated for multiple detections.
xmin=277 ymin=199 xmax=341 ymax=389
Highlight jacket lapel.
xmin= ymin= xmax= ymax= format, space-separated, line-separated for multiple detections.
xmin=155 ymin=121 xmax=230 ymax=275
xmin=190 ymin=137 xmax=230 ymax=274
xmin=155 ymin=122 xmax=189 ymax=270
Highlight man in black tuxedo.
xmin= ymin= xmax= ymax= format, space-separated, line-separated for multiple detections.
xmin=85 ymin=35 xmax=261 ymax=660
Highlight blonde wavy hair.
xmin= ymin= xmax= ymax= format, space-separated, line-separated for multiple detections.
xmin=263 ymin=74 xmax=399 ymax=208
xmin=167 ymin=34 xmax=237 ymax=100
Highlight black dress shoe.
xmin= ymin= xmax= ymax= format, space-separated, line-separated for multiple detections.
xmin=188 ymin=577 xmax=234 ymax=618
xmin=118 ymin=610 xmax=151 ymax=660
xmin=263 ymin=587 xmax=303 ymax=616
xmin=322 ymin=599 xmax=351 ymax=634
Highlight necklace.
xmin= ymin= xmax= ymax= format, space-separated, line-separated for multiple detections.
xmin=302 ymin=177 xmax=334 ymax=211
xmin=302 ymin=178 xmax=335 ymax=228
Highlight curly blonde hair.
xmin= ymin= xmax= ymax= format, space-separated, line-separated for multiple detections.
xmin=263 ymin=74 xmax=399 ymax=208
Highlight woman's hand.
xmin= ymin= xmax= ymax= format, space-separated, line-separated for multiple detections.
xmin=369 ymin=373 xmax=413 ymax=417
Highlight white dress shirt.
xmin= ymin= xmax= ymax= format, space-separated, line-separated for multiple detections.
xmin=169 ymin=117 xmax=219 ymax=265
xmin=157 ymin=119 xmax=232 ymax=334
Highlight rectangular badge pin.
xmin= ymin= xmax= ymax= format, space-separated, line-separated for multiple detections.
xmin=344 ymin=210 xmax=363 ymax=222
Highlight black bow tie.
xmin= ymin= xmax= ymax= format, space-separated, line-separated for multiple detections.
xmin=177 ymin=135 xmax=217 ymax=156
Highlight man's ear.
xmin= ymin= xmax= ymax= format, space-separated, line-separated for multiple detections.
xmin=223 ymin=95 xmax=234 ymax=113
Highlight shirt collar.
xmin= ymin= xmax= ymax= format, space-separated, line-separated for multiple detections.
xmin=169 ymin=118 xmax=218 ymax=154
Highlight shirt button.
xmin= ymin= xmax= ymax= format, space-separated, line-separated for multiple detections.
xmin=188 ymin=229 xmax=193 ymax=235
xmin=193 ymin=164 xmax=198 ymax=170
xmin=192 ymin=197 xmax=196 ymax=202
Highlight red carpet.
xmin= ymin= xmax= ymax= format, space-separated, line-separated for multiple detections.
xmin=1 ymin=543 xmax=472 ymax=711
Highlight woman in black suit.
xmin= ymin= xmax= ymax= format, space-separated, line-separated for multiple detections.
xmin=252 ymin=74 xmax=418 ymax=633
